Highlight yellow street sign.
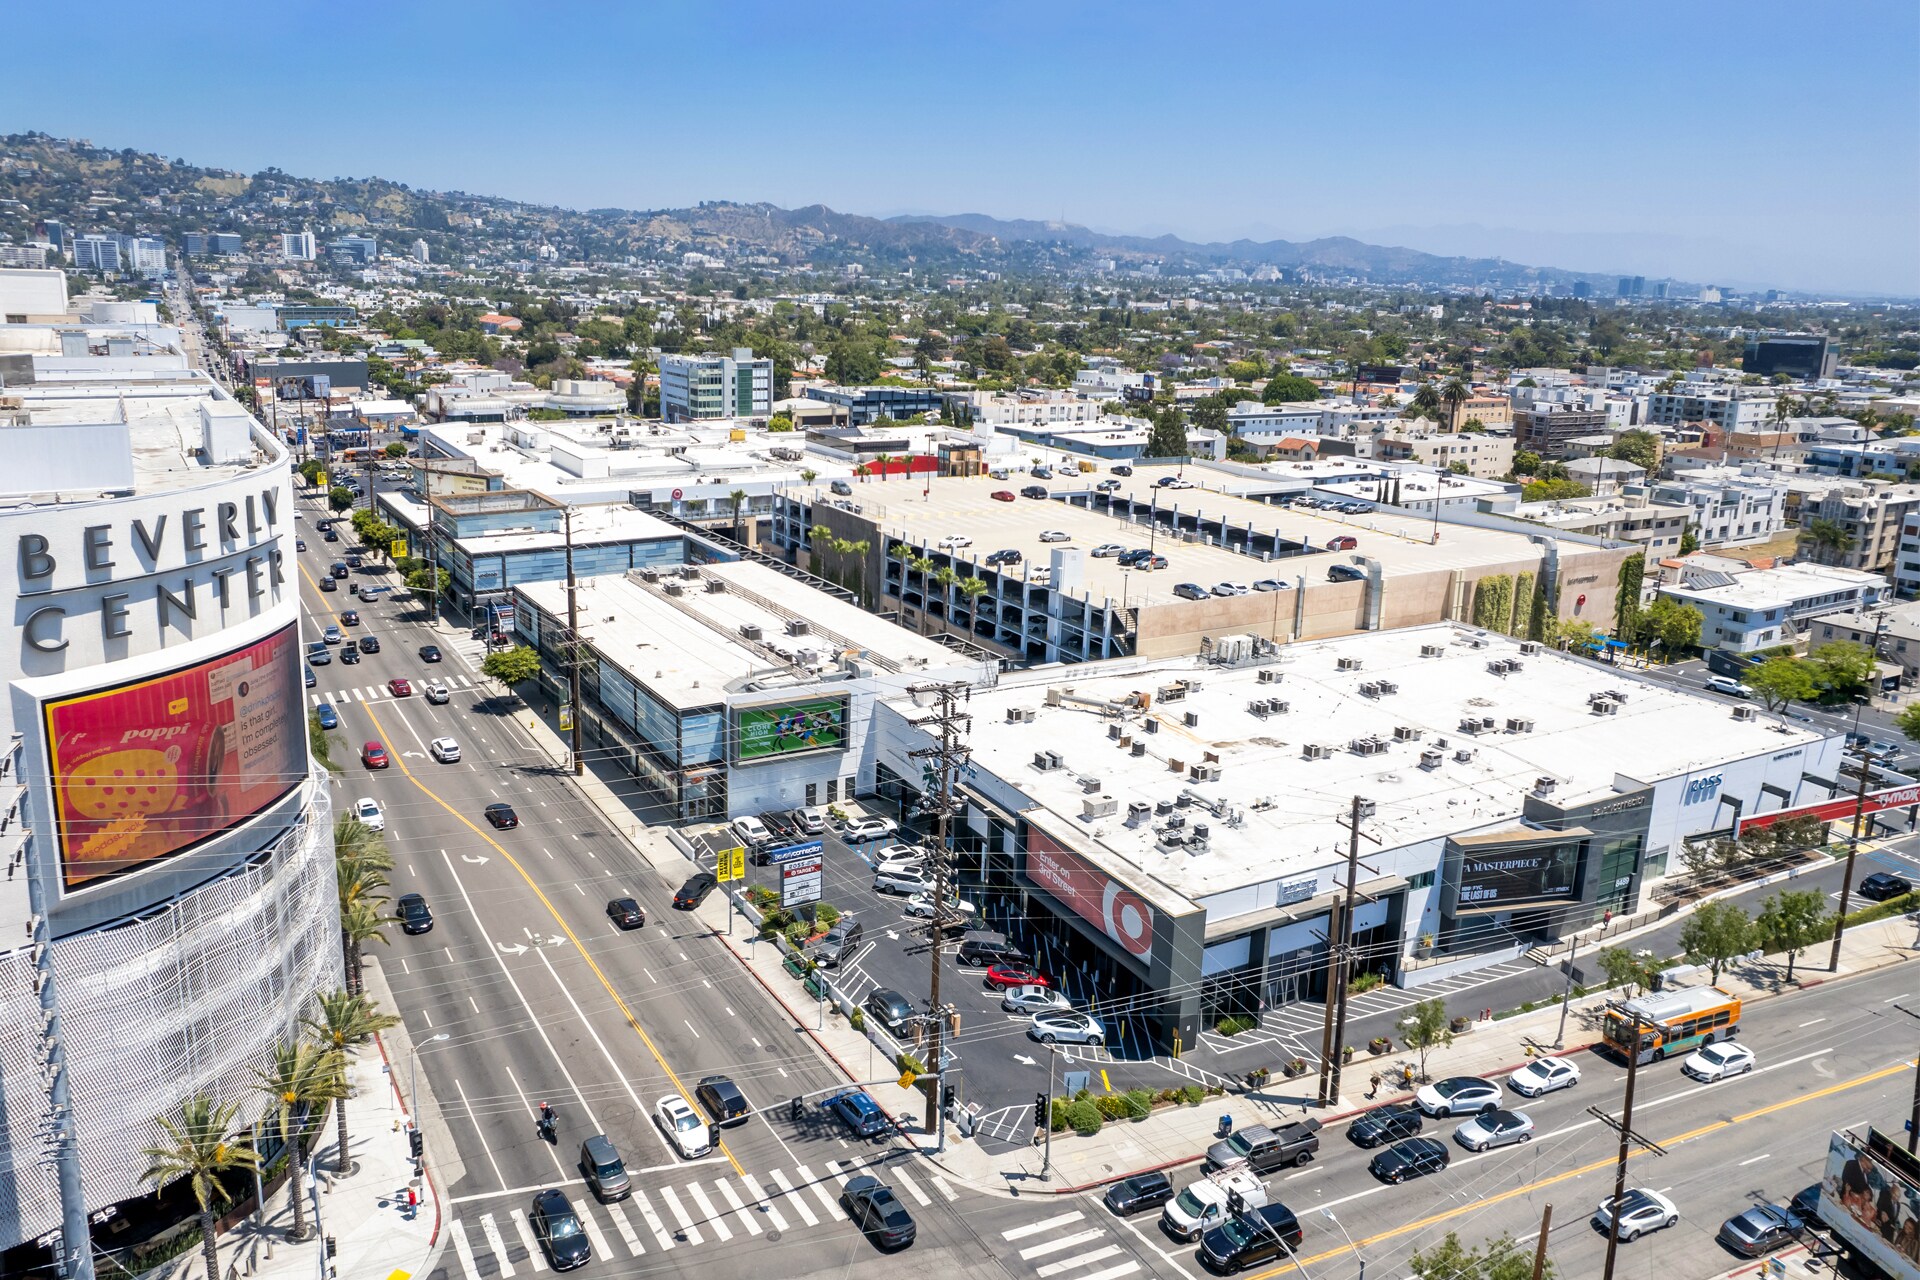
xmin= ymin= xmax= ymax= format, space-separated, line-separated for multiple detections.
xmin=717 ymin=846 xmax=746 ymax=882
xmin=730 ymin=846 xmax=746 ymax=881
xmin=897 ymin=1069 xmax=918 ymax=1090
xmin=390 ymin=538 xmax=407 ymax=558
xmin=316 ymin=470 xmax=328 ymax=487
xmin=558 ymin=705 xmax=574 ymax=732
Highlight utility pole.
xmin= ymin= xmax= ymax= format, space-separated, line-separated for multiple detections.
xmin=1529 ymin=1203 xmax=1553 ymax=1280
xmin=1319 ymin=795 xmax=1377 ymax=1108
xmin=1553 ymin=933 xmax=1581 ymax=1049
xmin=1829 ymin=740 xmax=1874 ymax=971
xmin=1595 ymin=1008 xmax=1666 ymax=1280
xmin=563 ymin=507 xmax=584 ymax=775
xmin=1891 ymin=1003 xmax=1920 ymax=1155
xmin=907 ymin=681 xmax=971 ymax=1145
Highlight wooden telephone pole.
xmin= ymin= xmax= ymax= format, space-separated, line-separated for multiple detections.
xmin=907 ymin=682 xmax=972 ymax=1146
xmin=1595 ymin=1008 xmax=1666 ymax=1280
xmin=1318 ymin=795 xmax=1378 ymax=1108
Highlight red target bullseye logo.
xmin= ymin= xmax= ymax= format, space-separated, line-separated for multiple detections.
xmin=1102 ymin=882 xmax=1154 ymax=957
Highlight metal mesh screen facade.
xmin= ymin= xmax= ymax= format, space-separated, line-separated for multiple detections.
xmin=0 ymin=777 xmax=339 ymax=1248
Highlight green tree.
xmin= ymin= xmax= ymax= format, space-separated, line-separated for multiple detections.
xmin=1799 ymin=517 xmax=1858 ymax=563
xmin=308 ymin=709 xmax=335 ymax=771
xmin=1440 ymin=377 xmax=1470 ymax=431
xmin=1754 ymin=888 xmax=1830 ymax=981
xmin=729 ymin=488 xmax=749 ymax=542
xmin=404 ymin=566 xmax=443 ymax=600
xmin=1408 ymin=1231 xmax=1552 ymax=1280
xmin=1746 ymin=655 xmax=1820 ymax=715
xmin=328 ymin=486 xmax=354 ymax=511
xmin=1678 ymin=900 xmax=1757 ymax=983
xmin=482 ymin=645 xmax=542 ymax=685
xmin=383 ymin=441 xmax=408 ymax=459
xmin=1448 ymin=461 xmax=1470 ymax=475
xmin=1260 ymin=373 xmax=1320 ymax=404
xmin=1608 ymin=429 xmax=1661 ymax=471
xmin=254 ymin=1040 xmax=348 ymax=1240
xmin=1188 ymin=398 xmax=1229 ymax=436
xmin=1896 ymin=702 xmax=1920 ymax=742
xmin=1614 ymin=552 xmax=1646 ymax=640
xmin=1809 ymin=640 xmax=1875 ymax=694
xmin=1408 ymin=381 xmax=1442 ymax=421
xmin=141 ymin=1096 xmax=263 ymax=1280
xmin=1643 ymin=597 xmax=1703 ymax=653
xmin=767 ymin=412 xmax=794 ymax=432
xmin=1512 ymin=449 xmax=1542 ymax=477
xmin=1396 ymin=997 xmax=1453 ymax=1082
xmin=1521 ymin=477 xmax=1592 ymax=501
xmin=1146 ymin=405 xmax=1189 ymax=459
xmin=1679 ymin=523 xmax=1700 ymax=555
xmin=825 ymin=339 xmax=883 ymax=385
xmin=1597 ymin=945 xmax=1657 ymax=997
xmin=303 ymin=991 xmax=401 ymax=1174
xmin=339 ymin=898 xmax=391 ymax=996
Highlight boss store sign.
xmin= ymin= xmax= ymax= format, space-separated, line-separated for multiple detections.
xmin=15 ymin=485 xmax=289 ymax=658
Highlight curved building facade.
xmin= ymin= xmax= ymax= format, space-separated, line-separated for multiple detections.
xmin=0 ymin=325 xmax=339 ymax=1257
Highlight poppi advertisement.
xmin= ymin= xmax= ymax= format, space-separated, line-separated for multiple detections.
xmin=44 ymin=625 xmax=304 ymax=890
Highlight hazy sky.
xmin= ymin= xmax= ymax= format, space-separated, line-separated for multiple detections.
xmin=14 ymin=0 xmax=1918 ymax=295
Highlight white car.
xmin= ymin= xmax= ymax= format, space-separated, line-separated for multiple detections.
xmin=1161 ymin=478 xmax=1194 ymax=490
xmin=1681 ymin=1041 xmax=1755 ymax=1081
xmin=1038 ymin=530 xmax=1071 ymax=543
xmin=872 ymin=844 xmax=927 ymax=875
xmin=429 ymin=737 xmax=461 ymax=763
xmin=1415 ymin=1076 xmax=1503 ymax=1118
xmin=873 ymin=867 xmax=932 ymax=896
xmin=842 ymin=815 xmax=898 ymax=843
xmin=1508 ymin=1056 xmax=1581 ymax=1097
xmin=1028 ymin=568 xmax=1052 ymax=584
xmin=423 ymin=681 xmax=451 ymax=705
xmin=1252 ymin=579 xmax=1292 ymax=592
xmin=1001 ymin=985 xmax=1073 ymax=1015
xmin=1593 ymin=1188 xmax=1679 ymax=1242
xmin=729 ymin=815 xmax=772 ymax=849
xmin=938 ymin=534 xmax=973 ymax=550
xmin=1029 ymin=1010 xmax=1105 ymax=1045
xmin=904 ymin=891 xmax=977 ymax=920
xmin=1091 ymin=543 xmax=1128 ymax=558
xmin=653 ymin=1095 xmax=710 ymax=1159
xmin=1453 ymin=1108 xmax=1534 ymax=1152
xmin=1211 ymin=582 xmax=1250 ymax=597
xmin=353 ymin=797 xmax=385 ymax=831
xmin=791 ymin=806 xmax=827 ymax=835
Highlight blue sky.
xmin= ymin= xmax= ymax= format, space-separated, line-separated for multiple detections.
xmin=15 ymin=0 xmax=1918 ymax=295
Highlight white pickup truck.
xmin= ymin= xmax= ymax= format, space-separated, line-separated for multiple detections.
xmin=1160 ymin=1164 xmax=1268 ymax=1242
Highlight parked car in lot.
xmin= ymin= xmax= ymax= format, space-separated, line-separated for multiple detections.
xmin=1453 ymin=1109 xmax=1534 ymax=1152
xmin=1593 ymin=1188 xmax=1679 ymax=1242
xmin=1174 ymin=582 xmax=1210 ymax=600
xmin=812 ymin=920 xmax=864 ymax=967
xmin=984 ymin=963 xmax=1048 ymax=989
xmin=1370 ymin=1136 xmax=1450 ymax=1184
xmin=1102 ymin=1170 xmax=1175 ymax=1217
xmin=863 ymin=988 xmax=915 ymax=1035
xmin=1001 ymin=984 xmax=1073 ymax=1015
xmin=1021 ymin=485 xmax=1049 ymax=499
xmin=937 ymin=534 xmax=973 ymax=549
xmin=991 ymin=490 xmax=1016 ymax=502
xmin=841 ymin=815 xmax=898 ymax=842
xmin=984 ymin=548 xmax=1023 ymax=566
xmin=1508 ymin=1056 xmax=1581 ymax=1097
xmin=1681 ymin=1041 xmax=1755 ymax=1081
xmin=842 ymin=1175 xmax=916 ymax=1250
xmin=1859 ymin=871 xmax=1913 ymax=901
xmin=790 ymin=805 xmax=827 ymax=835
xmin=904 ymin=890 xmax=977 ymax=920
xmin=653 ymin=1095 xmax=710 ymax=1158
xmin=1039 ymin=530 xmax=1071 ymax=543
xmin=1348 ymin=1102 xmax=1423 ymax=1148
xmin=1211 ymin=582 xmax=1250 ymax=597
xmin=1137 ymin=553 xmax=1168 ymax=570
xmin=1327 ymin=563 xmax=1366 ymax=583
xmin=729 ymin=814 xmax=772 ymax=850
xmin=1252 ymin=579 xmax=1291 ymax=592
xmin=1717 ymin=1203 xmax=1803 ymax=1257
xmin=1028 ymin=1010 xmax=1105 ymax=1045
xmin=1092 ymin=543 xmax=1128 ymax=557
xmin=873 ymin=866 xmax=932 ymax=896
xmin=1111 ymin=465 xmax=1134 ymax=477
xmin=1415 ymin=1076 xmax=1502 ymax=1117
xmin=871 ymin=843 xmax=926 ymax=873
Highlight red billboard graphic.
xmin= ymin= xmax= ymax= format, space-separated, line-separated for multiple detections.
xmin=44 ymin=625 xmax=305 ymax=890
xmin=1737 ymin=782 xmax=1920 ymax=835
xmin=1025 ymin=827 xmax=1156 ymax=960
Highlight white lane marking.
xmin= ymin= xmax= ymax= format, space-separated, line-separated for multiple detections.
xmin=576 ymin=1207 xmax=613 ymax=1262
xmin=795 ymin=1163 xmax=843 ymax=1219
xmin=715 ymin=1177 xmax=760 ymax=1236
xmin=739 ymin=1173 xmax=789 ymax=1232
xmin=1021 ymin=1229 xmax=1105 ymax=1261
xmin=770 ymin=1169 xmax=818 ymax=1226
xmin=1886 ymin=993 xmax=1911 ymax=1003
xmin=725 ymin=1006 xmax=735 ymax=1017
xmin=1076 ymin=1264 xmax=1142 ymax=1280
xmin=530 ymin=937 xmax=669 ymax=1154
xmin=931 ymin=1173 xmax=958 ymax=1202
xmin=684 ymin=1020 xmax=700 ymax=1038
xmin=469 ymin=996 xmax=479 ymax=1013
xmin=1004 ymin=1211 xmax=1085 ymax=1241
xmin=644 ymin=968 xmax=656 ymax=983
xmin=1740 ymin=1153 xmax=1771 ymax=1166
xmin=631 ymin=1189 xmax=674 ymax=1251
xmin=450 ymin=1220 xmax=479 ymax=1280
xmin=479 ymin=1213 xmax=517 ymax=1277
xmin=656 ymin=1185 xmax=704 ymax=1245
xmin=1039 ymin=1247 xmax=1124 ymax=1278
xmin=453 ymin=1078 xmax=507 ymax=1187
xmin=685 ymin=1181 xmax=731 ymax=1241
xmin=891 ymin=1168 xmax=932 ymax=1206
xmin=605 ymin=1202 xmax=644 ymax=1255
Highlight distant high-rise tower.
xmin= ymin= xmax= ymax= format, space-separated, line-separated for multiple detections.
xmin=280 ymin=227 xmax=316 ymax=261
xmin=72 ymin=234 xmax=121 ymax=271
xmin=412 ymin=238 xmax=430 ymax=263
xmin=41 ymin=219 xmax=66 ymax=257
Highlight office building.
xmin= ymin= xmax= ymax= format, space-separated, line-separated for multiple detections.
xmin=1743 ymin=334 xmax=1837 ymax=381
xmin=0 ymin=244 xmax=49 ymax=269
xmin=658 ymin=348 xmax=773 ymax=422
xmin=40 ymin=220 xmax=64 ymax=257
xmin=211 ymin=232 xmax=242 ymax=255
xmin=328 ymin=235 xmax=378 ymax=265
xmin=802 ymin=384 xmax=945 ymax=426
xmin=276 ymin=304 xmax=356 ymax=329
xmin=124 ymin=236 xmax=166 ymax=275
xmin=1659 ymin=563 xmax=1889 ymax=652
xmin=0 ymin=269 xmax=71 ymax=324
xmin=412 ymin=238 xmax=430 ymax=263
xmin=868 ymin=624 xmax=1843 ymax=1052
xmin=1516 ymin=406 xmax=1613 ymax=458
xmin=1617 ymin=276 xmax=1646 ymax=298
xmin=1373 ymin=427 xmax=1515 ymax=479
xmin=70 ymin=235 xmax=121 ymax=272
xmin=182 ymin=232 xmax=209 ymax=257
xmin=279 ymin=228 xmax=316 ymax=261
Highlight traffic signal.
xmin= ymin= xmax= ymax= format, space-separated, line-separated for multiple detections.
xmin=708 ymin=1123 xmax=721 ymax=1150
xmin=407 ymin=1127 xmax=424 ymax=1159
xmin=789 ymin=1097 xmax=803 ymax=1122
xmin=1033 ymin=1092 xmax=1047 ymax=1127
xmin=941 ymin=1084 xmax=957 ymax=1111
xmin=324 ymin=1237 xmax=337 ymax=1259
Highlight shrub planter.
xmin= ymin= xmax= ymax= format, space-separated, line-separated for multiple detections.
xmin=1450 ymin=1016 xmax=1473 ymax=1034
xmin=1282 ymin=1058 xmax=1309 ymax=1079
xmin=1341 ymin=1044 xmax=1356 ymax=1063
xmin=1369 ymin=1037 xmax=1392 ymax=1055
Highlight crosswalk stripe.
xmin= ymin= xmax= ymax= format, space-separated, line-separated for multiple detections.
xmin=740 ymin=1173 xmax=789 ymax=1233
xmin=891 ymin=1168 xmax=932 ymax=1207
xmin=1076 ymin=1263 xmax=1142 ymax=1280
xmin=769 ymin=1169 xmax=818 ymax=1227
xmin=449 ymin=1220 xmax=479 ymax=1280
xmin=1021 ymin=1230 xmax=1105 ymax=1261
xmin=657 ymin=1185 xmax=705 ymax=1245
xmin=1004 ymin=1211 xmax=1084 ymax=1241
xmin=794 ymin=1163 xmax=843 ymax=1219
xmin=631 ymin=1189 xmax=675 ymax=1251
xmin=605 ymin=1202 xmax=644 ymax=1255
xmin=931 ymin=1173 xmax=959 ymax=1202
xmin=1038 ymin=1246 xmax=1123 ymax=1278
xmin=714 ymin=1177 xmax=761 ymax=1236
xmin=685 ymin=1181 xmax=731 ymax=1241
xmin=478 ymin=1213 xmax=516 ymax=1278
xmin=575 ymin=1202 xmax=613 ymax=1261
xmin=509 ymin=1207 xmax=548 ymax=1271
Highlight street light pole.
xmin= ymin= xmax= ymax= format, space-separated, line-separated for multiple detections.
xmin=407 ymin=1033 xmax=449 ymax=1138
xmin=1320 ymin=1209 xmax=1364 ymax=1279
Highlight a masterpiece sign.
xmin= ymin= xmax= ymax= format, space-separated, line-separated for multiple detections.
xmin=43 ymin=625 xmax=305 ymax=890
xmin=1025 ymin=826 xmax=1156 ymax=963
xmin=733 ymin=697 xmax=848 ymax=762
xmin=1454 ymin=839 xmax=1581 ymax=910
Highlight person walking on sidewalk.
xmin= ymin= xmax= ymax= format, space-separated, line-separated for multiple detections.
xmin=1368 ymin=1072 xmax=1381 ymax=1100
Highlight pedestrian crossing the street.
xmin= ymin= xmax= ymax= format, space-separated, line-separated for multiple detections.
xmin=443 ymin=1157 xmax=959 ymax=1277
xmin=1000 ymin=1209 xmax=1140 ymax=1280
xmin=309 ymin=673 xmax=480 ymax=707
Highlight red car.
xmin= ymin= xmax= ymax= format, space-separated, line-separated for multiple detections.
xmin=361 ymin=741 xmax=390 ymax=769
xmin=985 ymin=964 xmax=1049 ymax=990
xmin=990 ymin=490 xmax=1016 ymax=502
xmin=388 ymin=678 xmax=413 ymax=697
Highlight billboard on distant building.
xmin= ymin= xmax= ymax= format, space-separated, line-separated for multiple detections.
xmin=1819 ymin=1128 xmax=1920 ymax=1276
xmin=732 ymin=696 xmax=848 ymax=762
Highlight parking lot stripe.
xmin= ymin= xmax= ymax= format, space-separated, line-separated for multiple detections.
xmin=1004 ymin=1211 xmax=1084 ymax=1241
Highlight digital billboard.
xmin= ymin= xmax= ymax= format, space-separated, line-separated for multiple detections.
xmin=43 ymin=625 xmax=306 ymax=891
xmin=1820 ymin=1128 xmax=1920 ymax=1275
xmin=1024 ymin=826 xmax=1157 ymax=965
xmin=1450 ymin=834 xmax=1581 ymax=911
xmin=733 ymin=697 xmax=848 ymax=763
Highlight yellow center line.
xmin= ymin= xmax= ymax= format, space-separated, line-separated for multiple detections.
xmin=300 ymin=552 xmax=746 ymax=1176
xmin=1245 ymin=1056 xmax=1919 ymax=1279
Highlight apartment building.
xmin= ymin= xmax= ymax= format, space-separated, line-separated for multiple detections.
xmin=659 ymin=348 xmax=773 ymax=422
xmin=1645 ymin=386 xmax=1778 ymax=432
xmin=1894 ymin=512 xmax=1920 ymax=600
xmin=1810 ymin=603 xmax=1920 ymax=684
xmin=1456 ymin=393 xmax=1514 ymax=430
xmin=71 ymin=234 xmax=120 ymax=271
xmin=279 ymin=228 xmax=316 ymax=261
xmin=1517 ymin=406 xmax=1613 ymax=458
xmin=1373 ymin=427 xmax=1514 ymax=479
xmin=1649 ymin=472 xmax=1787 ymax=548
xmin=1660 ymin=563 xmax=1890 ymax=653
xmin=1800 ymin=483 xmax=1920 ymax=572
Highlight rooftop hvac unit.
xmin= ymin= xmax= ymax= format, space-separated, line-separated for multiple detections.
xmin=1359 ymin=681 xmax=1382 ymax=698
xmin=1351 ymin=737 xmax=1389 ymax=756
xmin=1337 ymin=657 xmax=1363 ymax=671
xmin=639 ymin=567 xmax=661 ymax=582
xmin=1258 ymin=668 xmax=1283 ymax=684
xmin=1156 ymin=800 xmax=1175 ymax=816
xmin=705 ymin=578 xmax=726 ymax=593
xmin=664 ymin=581 xmax=685 ymax=596
xmin=1080 ymin=775 xmax=1104 ymax=794
xmin=738 ymin=623 xmax=763 ymax=641
xmin=1304 ymin=743 xmax=1333 ymax=760
xmin=1164 ymin=813 xmax=1186 ymax=830
xmin=1506 ymin=717 xmax=1535 ymax=733
xmin=1131 ymin=742 xmax=1147 ymax=757
xmin=1481 ymin=716 xmax=1498 ymax=731
xmin=1144 ymin=718 xmax=1160 ymax=734
xmin=1377 ymin=680 xmax=1399 ymax=695
xmin=1082 ymin=795 xmax=1118 ymax=820
xmin=678 ymin=565 xmax=700 ymax=580
xmin=1190 ymin=763 xmax=1222 ymax=782
xmin=1507 ymin=660 xmax=1524 ymax=673
xmin=1419 ymin=748 xmax=1444 ymax=770
xmin=1183 ymin=710 xmax=1200 ymax=728
xmin=1420 ymin=644 xmax=1445 ymax=658
xmin=1183 ymin=678 xmax=1204 ymax=693
xmin=1534 ymin=776 xmax=1557 ymax=794
xmin=1393 ymin=725 xmax=1423 ymax=742
xmin=1108 ymin=724 xmax=1125 ymax=740
xmin=1126 ymin=801 xmax=1152 ymax=824
xmin=1248 ymin=699 xmax=1271 ymax=718
xmin=1608 ymin=690 xmax=1629 ymax=703
xmin=1033 ymin=751 xmax=1064 ymax=771
xmin=1488 ymin=659 xmax=1512 ymax=675
xmin=1732 ymin=705 xmax=1757 ymax=721
xmin=1006 ymin=706 xmax=1036 ymax=724
xmin=1459 ymin=717 xmax=1483 ymax=734
xmin=1466 ymin=636 xmax=1489 ymax=649
xmin=1157 ymin=683 xmax=1188 ymax=703
xmin=785 ymin=619 xmax=810 ymax=636
xmin=1455 ymin=747 xmax=1477 ymax=763
xmin=1519 ymin=641 xmax=1542 ymax=655
xmin=1269 ymin=699 xmax=1290 ymax=714
xmin=1592 ymin=699 xmax=1620 ymax=715
xmin=1191 ymin=822 xmax=1210 ymax=843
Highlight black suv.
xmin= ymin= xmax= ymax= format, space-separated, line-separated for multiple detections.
xmin=1859 ymin=871 xmax=1913 ymax=901
xmin=1199 ymin=1203 xmax=1303 ymax=1273
xmin=696 ymin=1075 xmax=751 ymax=1127
xmin=1020 ymin=485 xmax=1048 ymax=499
xmin=1102 ymin=1171 xmax=1174 ymax=1217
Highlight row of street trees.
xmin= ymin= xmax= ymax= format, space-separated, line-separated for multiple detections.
xmin=1598 ymin=886 xmax=1833 ymax=989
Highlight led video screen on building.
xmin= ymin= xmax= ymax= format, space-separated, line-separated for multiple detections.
xmin=43 ymin=624 xmax=305 ymax=890
xmin=733 ymin=697 xmax=848 ymax=762
xmin=1450 ymin=835 xmax=1582 ymax=911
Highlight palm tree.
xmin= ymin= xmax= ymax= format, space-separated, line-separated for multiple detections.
xmin=956 ymin=575 xmax=990 ymax=631
xmin=254 ymin=1040 xmax=348 ymax=1240
xmin=339 ymin=899 xmax=392 ymax=995
xmin=1441 ymin=378 xmax=1470 ymax=432
xmin=931 ymin=566 xmax=958 ymax=633
xmin=728 ymin=489 xmax=748 ymax=544
xmin=333 ymin=816 xmax=389 ymax=872
xmin=1798 ymin=517 xmax=1857 ymax=564
xmin=303 ymin=991 xmax=401 ymax=1176
xmin=1409 ymin=382 xmax=1442 ymax=422
xmin=142 ymin=1096 xmax=262 ymax=1280
xmin=869 ymin=453 xmax=891 ymax=482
